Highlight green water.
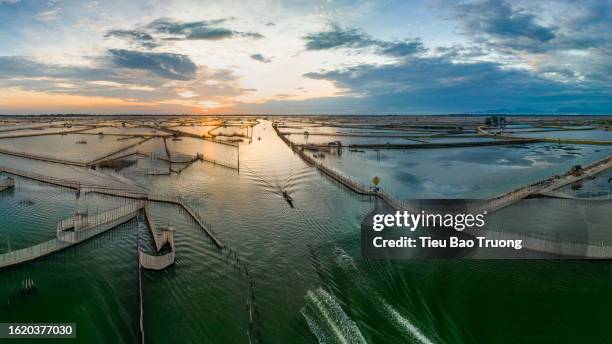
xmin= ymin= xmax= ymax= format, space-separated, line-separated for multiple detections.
xmin=0 ymin=119 xmax=611 ymax=343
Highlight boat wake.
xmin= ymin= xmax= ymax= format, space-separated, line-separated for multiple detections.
xmin=333 ymin=248 xmax=435 ymax=344
xmin=301 ymin=288 xmax=367 ymax=344
xmin=240 ymin=162 xmax=301 ymax=208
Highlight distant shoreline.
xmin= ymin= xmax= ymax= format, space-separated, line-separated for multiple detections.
xmin=0 ymin=113 xmax=611 ymax=118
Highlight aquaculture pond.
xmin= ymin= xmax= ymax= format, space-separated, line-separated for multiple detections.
xmin=321 ymin=143 xmax=612 ymax=199
xmin=0 ymin=118 xmax=611 ymax=344
xmin=0 ymin=134 xmax=144 ymax=163
xmin=516 ymin=129 xmax=612 ymax=141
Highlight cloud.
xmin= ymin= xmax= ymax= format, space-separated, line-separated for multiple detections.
xmin=0 ymin=55 xmax=249 ymax=114
xmin=453 ymin=0 xmax=556 ymax=48
xmin=147 ymin=18 xmax=264 ymax=41
xmin=378 ymin=39 xmax=425 ymax=57
xmin=104 ymin=17 xmax=264 ymax=49
xmin=149 ymin=18 xmax=234 ymax=40
xmin=105 ymin=30 xmax=158 ymax=48
xmin=0 ymin=56 xmax=166 ymax=104
xmin=3 ymin=1 xmax=610 ymax=115
xmin=288 ymin=54 xmax=611 ymax=113
xmin=0 ymin=55 xmax=172 ymax=97
xmin=249 ymin=53 xmax=272 ymax=63
xmin=432 ymin=0 xmax=612 ymax=95
xmin=303 ymin=24 xmax=374 ymax=50
xmin=446 ymin=0 xmax=612 ymax=55
xmin=0 ymin=56 xmax=111 ymax=81
xmin=108 ymin=49 xmax=197 ymax=80
xmin=303 ymin=23 xmax=424 ymax=57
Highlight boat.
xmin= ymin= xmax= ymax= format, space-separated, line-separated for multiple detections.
xmin=76 ymin=138 xmax=87 ymax=144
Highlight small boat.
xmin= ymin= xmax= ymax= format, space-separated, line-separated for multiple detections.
xmin=76 ymin=138 xmax=87 ymax=144
xmin=282 ymin=191 xmax=294 ymax=208
xmin=172 ymin=137 xmax=182 ymax=141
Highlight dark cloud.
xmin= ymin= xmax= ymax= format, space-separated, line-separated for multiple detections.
xmin=249 ymin=53 xmax=272 ymax=63
xmin=0 ymin=56 xmax=168 ymax=100
xmin=240 ymin=32 xmax=265 ymax=39
xmin=447 ymin=0 xmax=609 ymax=56
xmin=0 ymin=56 xmax=112 ymax=80
xmin=104 ymin=29 xmax=158 ymax=48
xmin=545 ymin=0 xmax=610 ymax=52
xmin=303 ymin=24 xmax=374 ymax=50
xmin=177 ymin=27 xmax=234 ymax=40
xmin=571 ymin=0 xmax=611 ymax=29
xmin=147 ymin=18 xmax=227 ymax=34
xmin=279 ymin=3 xmax=612 ymax=114
xmin=378 ymin=39 xmax=425 ymax=57
xmin=104 ymin=17 xmax=264 ymax=49
xmin=149 ymin=18 xmax=234 ymax=40
xmin=108 ymin=49 xmax=197 ymax=80
xmin=303 ymin=24 xmax=423 ymax=57
xmin=147 ymin=18 xmax=263 ymax=41
xmin=453 ymin=0 xmax=556 ymax=47
xmin=0 ymin=55 xmax=248 ymax=109
xmin=263 ymin=54 xmax=612 ymax=114
xmin=441 ymin=0 xmax=612 ymax=87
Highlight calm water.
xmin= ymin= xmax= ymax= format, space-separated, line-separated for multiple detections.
xmin=324 ymin=143 xmax=611 ymax=198
xmin=0 ymin=133 xmax=143 ymax=162
xmin=287 ymin=133 xmax=497 ymax=146
xmin=518 ymin=129 xmax=612 ymax=141
xmin=0 ymin=119 xmax=611 ymax=343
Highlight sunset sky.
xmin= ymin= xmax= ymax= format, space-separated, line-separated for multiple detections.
xmin=0 ymin=0 xmax=611 ymax=114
